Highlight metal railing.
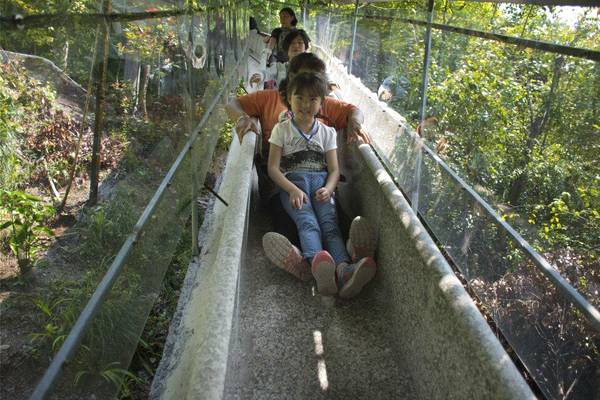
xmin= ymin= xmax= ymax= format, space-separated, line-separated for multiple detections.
xmin=29 ymin=41 xmax=249 ymax=400
xmin=336 ymin=0 xmax=600 ymax=332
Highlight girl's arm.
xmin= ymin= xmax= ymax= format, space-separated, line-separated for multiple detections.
xmin=315 ymin=149 xmax=340 ymax=202
xmin=268 ymin=144 xmax=307 ymax=209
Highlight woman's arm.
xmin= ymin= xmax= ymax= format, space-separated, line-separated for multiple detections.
xmin=224 ymin=98 xmax=260 ymax=143
xmin=224 ymin=98 xmax=247 ymax=120
xmin=268 ymin=144 xmax=307 ymax=209
xmin=346 ymin=108 xmax=371 ymax=144
xmin=321 ymin=98 xmax=371 ymax=144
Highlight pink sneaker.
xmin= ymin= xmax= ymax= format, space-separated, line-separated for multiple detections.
xmin=338 ymin=257 xmax=376 ymax=299
xmin=311 ymin=251 xmax=337 ymax=296
xmin=262 ymin=232 xmax=311 ymax=281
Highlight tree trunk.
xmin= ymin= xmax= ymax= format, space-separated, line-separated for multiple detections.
xmin=232 ymin=8 xmax=238 ymax=61
xmin=139 ymin=64 xmax=150 ymax=120
xmin=58 ymin=27 xmax=100 ymax=214
xmin=62 ymin=39 xmax=69 ymax=72
xmin=89 ymin=0 xmax=111 ymax=205
xmin=206 ymin=11 xmax=213 ymax=72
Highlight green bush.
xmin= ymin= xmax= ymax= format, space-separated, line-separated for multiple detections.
xmin=0 ymin=189 xmax=55 ymax=274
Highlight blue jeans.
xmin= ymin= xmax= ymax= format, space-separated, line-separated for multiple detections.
xmin=280 ymin=171 xmax=350 ymax=265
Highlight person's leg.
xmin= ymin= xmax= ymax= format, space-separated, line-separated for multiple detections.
xmin=337 ymin=257 xmax=377 ymax=299
xmin=336 ymin=198 xmax=351 ymax=242
xmin=347 ymin=216 xmax=377 ymax=262
xmin=256 ymin=158 xmax=301 ymax=247
xmin=281 ymin=173 xmax=336 ymax=295
xmin=262 ymin=232 xmax=311 ymax=281
xmin=279 ymin=173 xmax=322 ymax=261
xmin=309 ymin=172 xmax=350 ymax=266
xmin=269 ymin=194 xmax=300 ymax=247
xmin=338 ymin=217 xmax=378 ymax=298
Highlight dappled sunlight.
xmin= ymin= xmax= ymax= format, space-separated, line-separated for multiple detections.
xmin=317 ymin=359 xmax=329 ymax=391
xmin=439 ymin=275 xmax=472 ymax=309
xmin=425 ymin=254 xmax=440 ymax=267
xmin=401 ymin=212 xmax=411 ymax=227
xmin=313 ymin=330 xmax=324 ymax=356
xmin=313 ymin=330 xmax=329 ymax=391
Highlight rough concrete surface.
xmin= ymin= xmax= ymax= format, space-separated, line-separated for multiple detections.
xmin=223 ymin=206 xmax=416 ymax=400
xmin=350 ymin=144 xmax=535 ymax=400
xmin=152 ymin=43 xmax=536 ymax=400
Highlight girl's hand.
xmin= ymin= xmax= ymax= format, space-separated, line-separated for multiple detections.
xmin=289 ymin=187 xmax=308 ymax=209
xmin=315 ymin=187 xmax=332 ymax=202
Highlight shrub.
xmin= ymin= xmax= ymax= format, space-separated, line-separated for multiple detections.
xmin=0 ymin=189 xmax=55 ymax=274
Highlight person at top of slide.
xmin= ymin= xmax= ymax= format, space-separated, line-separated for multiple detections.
xmin=250 ymin=29 xmax=311 ymax=89
xmin=268 ymin=7 xmax=298 ymax=64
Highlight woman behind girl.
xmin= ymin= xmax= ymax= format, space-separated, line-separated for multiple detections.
xmin=268 ymin=7 xmax=298 ymax=64
xmin=267 ymin=72 xmax=376 ymax=298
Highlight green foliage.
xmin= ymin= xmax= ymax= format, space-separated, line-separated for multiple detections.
xmin=0 ymin=61 xmax=90 ymax=188
xmin=30 ymin=262 xmax=146 ymax=393
xmin=75 ymin=361 xmax=142 ymax=391
xmin=531 ymin=189 xmax=600 ymax=260
xmin=108 ymin=81 xmax=137 ymax=118
xmin=31 ymin=297 xmax=69 ymax=351
xmin=1 ymin=0 xmax=97 ymax=82
xmin=0 ymin=62 xmax=57 ymax=188
xmin=76 ymin=198 xmax=138 ymax=261
xmin=217 ymin=120 xmax=234 ymax=151
xmin=420 ymin=9 xmax=600 ymax=260
xmin=0 ymin=83 xmax=21 ymax=189
xmin=0 ymin=189 xmax=55 ymax=273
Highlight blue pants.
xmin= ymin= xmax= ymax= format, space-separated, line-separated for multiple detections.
xmin=280 ymin=171 xmax=350 ymax=265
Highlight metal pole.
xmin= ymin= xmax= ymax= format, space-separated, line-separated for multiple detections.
xmin=192 ymin=144 xmax=199 ymax=256
xmin=188 ymin=16 xmax=200 ymax=258
xmin=350 ymin=14 xmax=600 ymax=62
xmin=411 ymin=0 xmax=434 ymax=213
xmin=326 ymin=3 xmax=331 ymax=49
xmin=348 ymin=0 xmax=359 ymax=74
xmin=302 ymin=1 xmax=307 ymax=27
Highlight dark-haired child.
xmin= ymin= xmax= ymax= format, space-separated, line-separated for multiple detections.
xmin=267 ymin=72 xmax=376 ymax=298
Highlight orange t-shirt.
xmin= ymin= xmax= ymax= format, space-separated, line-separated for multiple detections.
xmin=237 ymin=90 xmax=356 ymax=143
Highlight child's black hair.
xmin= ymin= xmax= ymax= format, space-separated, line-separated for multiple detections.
xmin=288 ymin=52 xmax=326 ymax=76
xmin=283 ymin=72 xmax=328 ymax=109
xmin=278 ymin=53 xmax=327 ymax=101
xmin=282 ymin=29 xmax=311 ymax=53
xmin=280 ymin=7 xmax=298 ymax=26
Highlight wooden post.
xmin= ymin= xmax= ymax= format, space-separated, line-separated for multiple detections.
xmin=89 ymin=0 xmax=111 ymax=205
